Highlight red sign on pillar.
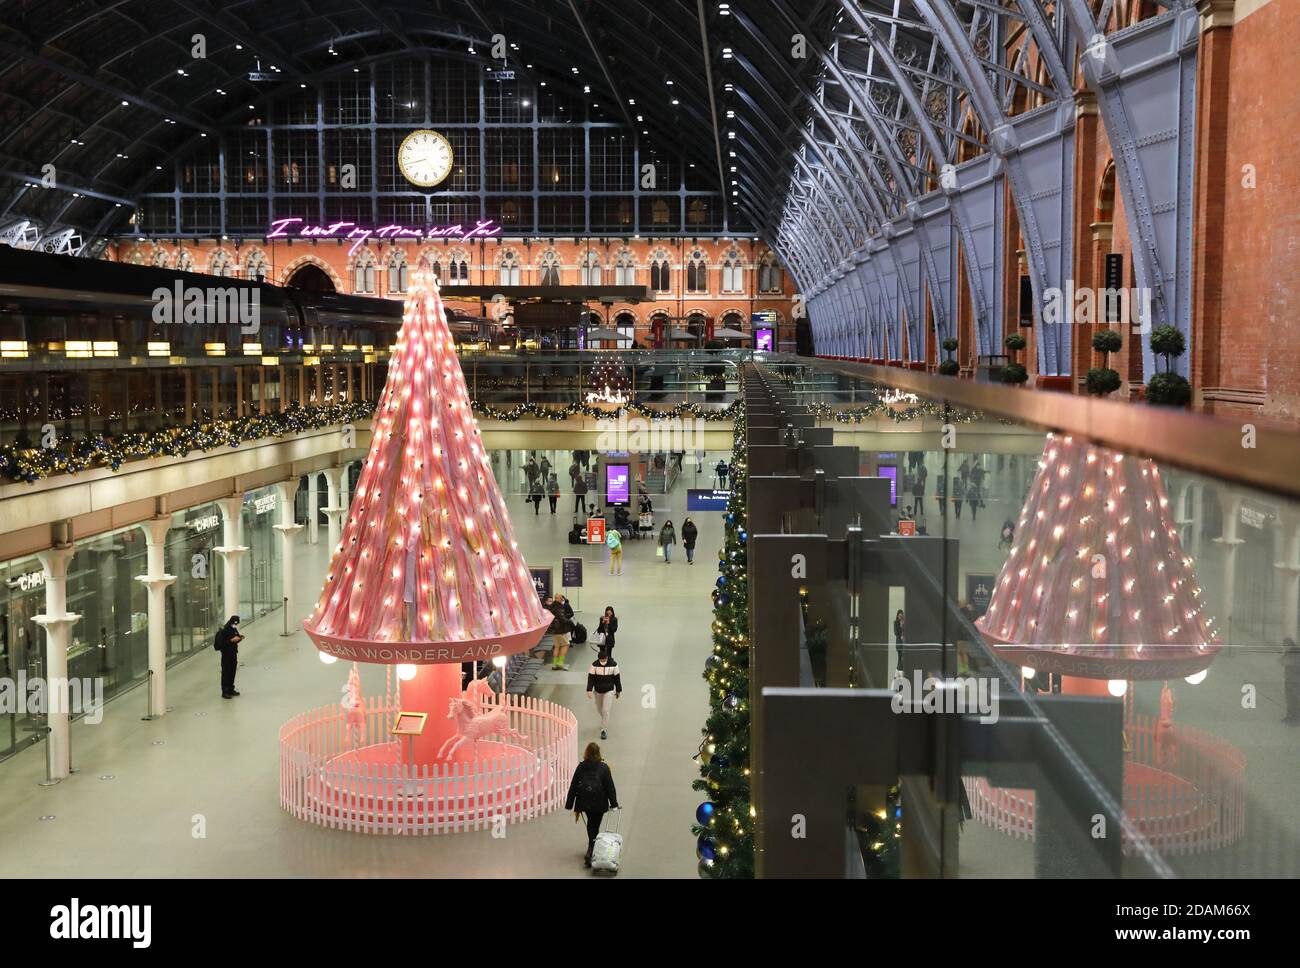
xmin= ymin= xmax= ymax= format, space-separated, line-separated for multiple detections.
xmin=586 ymin=518 xmax=607 ymax=545
xmin=898 ymin=519 xmax=917 ymax=536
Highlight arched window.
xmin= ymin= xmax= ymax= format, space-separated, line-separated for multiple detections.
xmin=497 ymin=248 xmax=521 ymax=287
xmin=721 ymin=248 xmax=744 ymax=292
xmin=758 ymin=255 xmax=783 ymax=293
xmin=387 ymin=251 xmax=409 ymax=294
xmin=686 ymin=250 xmax=708 ymax=293
xmin=151 ymin=250 xmax=170 ymax=268
xmin=209 ymin=251 xmax=234 ymax=277
xmin=651 ymin=199 xmax=670 ymax=225
xmin=614 ymin=311 xmax=637 ymax=346
xmin=175 ymin=249 xmax=194 ymax=272
xmin=351 ymin=249 xmax=377 ymax=293
xmin=649 ymin=249 xmax=671 ymax=291
xmin=455 ymin=258 xmax=469 ymax=281
xmin=538 ymin=248 xmax=561 ymax=286
xmin=245 ymin=250 xmax=268 ymax=282
xmin=614 ymin=248 xmax=636 ymax=286
xmin=580 ymin=251 xmax=602 ymax=287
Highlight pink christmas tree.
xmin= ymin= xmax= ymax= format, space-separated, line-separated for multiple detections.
xmin=977 ymin=434 xmax=1219 ymax=681
xmin=303 ymin=258 xmax=550 ymax=762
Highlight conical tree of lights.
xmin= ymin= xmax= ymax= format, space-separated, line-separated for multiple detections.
xmin=303 ymin=258 xmax=550 ymax=763
xmin=976 ymin=434 xmax=1219 ymax=681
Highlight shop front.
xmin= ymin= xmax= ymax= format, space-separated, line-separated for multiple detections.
xmin=240 ymin=486 xmax=284 ymax=624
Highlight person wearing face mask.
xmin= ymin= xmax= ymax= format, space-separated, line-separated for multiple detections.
xmin=214 ymin=615 xmax=245 ymax=699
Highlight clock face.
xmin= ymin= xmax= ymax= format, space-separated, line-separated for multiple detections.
xmin=397 ymin=129 xmax=454 ymax=187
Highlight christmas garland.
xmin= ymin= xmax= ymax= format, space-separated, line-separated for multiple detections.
xmin=0 ymin=393 xmax=993 ymax=484
xmin=693 ymin=407 xmax=754 ymax=878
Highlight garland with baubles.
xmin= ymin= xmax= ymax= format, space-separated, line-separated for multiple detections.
xmin=693 ymin=408 xmax=754 ymax=878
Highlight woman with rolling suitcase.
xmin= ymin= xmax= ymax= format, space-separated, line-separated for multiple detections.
xmin=565 ymin=742 xmax=620 ymax=868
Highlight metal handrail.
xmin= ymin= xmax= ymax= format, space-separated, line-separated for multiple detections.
xmin=764 ymin=356 xmax=1300 ymax=501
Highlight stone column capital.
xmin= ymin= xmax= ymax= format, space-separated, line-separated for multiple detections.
xmin=135 ymin=574 xmax=178 ymax=590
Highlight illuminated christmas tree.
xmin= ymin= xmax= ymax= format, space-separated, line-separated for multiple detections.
xmin=303 ymin=258 xmax=551 ymax=763
xmin=977 ymin=433 xmax=1219 ymax=681
xmin=584 ymin=357 xmax=630 ymax=406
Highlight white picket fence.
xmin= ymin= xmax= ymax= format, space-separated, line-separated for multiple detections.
xmin=279 ymin=693 xmax=578 ymax=834
xmin=962 ymin=712 xmax=1246 ymax=857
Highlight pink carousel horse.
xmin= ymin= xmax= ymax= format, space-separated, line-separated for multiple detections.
xmin=439 ymin=696 xmax=528 ymax=759
xmin=340 ymin=664 xmax=366 ymax=747
xmin=463 ymin=674 xmax=496 ymax=713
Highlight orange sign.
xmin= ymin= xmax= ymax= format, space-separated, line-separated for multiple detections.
xmin=587 ymin=518 xmax=607 ymax=545
xmin=898 ymin=519 xmax=917 ymax=536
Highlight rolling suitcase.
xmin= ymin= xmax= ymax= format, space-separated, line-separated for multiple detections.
xmin=590 ymin=809 xmax=623 ymax=875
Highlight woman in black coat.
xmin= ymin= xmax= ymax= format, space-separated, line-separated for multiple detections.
xmin=565 ymin=742 xmax=620 ymax=867
xmin=596 ymin=606 xmax=619 ymax=653
xmin=681 ymin=517 xmax=699 ymax=564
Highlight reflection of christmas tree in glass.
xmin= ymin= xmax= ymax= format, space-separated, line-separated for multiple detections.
xmin=304 ymin=257 xmax=549 ymax=669
xmin=584 ymin=357 xmax=630 ymax=406
xmin=977 ymin=433 xmax=1219 ymax=680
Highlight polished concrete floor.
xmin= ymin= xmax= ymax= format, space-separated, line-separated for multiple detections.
xmin=0 ymin=456 xmax=729 ymax=878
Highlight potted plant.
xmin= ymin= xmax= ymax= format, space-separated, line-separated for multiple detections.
xmin=1086 ymin=328 xmax=1123 ymax=396
xmin=1001 ymin=332 xmax=1028 ymax=384
xmin=1145 ymin=325 xmax=1191 ymax=407
xmin=938 ymin=336 xmax=959 ymax=376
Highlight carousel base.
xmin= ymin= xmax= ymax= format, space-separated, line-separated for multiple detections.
xmin=279 ymin=695 xmax=578 ymax=835
xmin=963 ymin=713 xmax=1246 ymax=856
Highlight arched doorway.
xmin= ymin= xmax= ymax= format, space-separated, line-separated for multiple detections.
xmin=286 ymin=263 xmax=336 ymax=293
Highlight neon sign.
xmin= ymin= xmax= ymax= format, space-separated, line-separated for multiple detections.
xmin=266 ymin=217 xmax=502 ymax=256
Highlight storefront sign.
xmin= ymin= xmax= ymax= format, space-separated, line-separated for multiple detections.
xmin=252 ymin=494 xmax=277 ymax=515
xmin=966 ymin=573 xmax=996 ymax=618
xmin=586 ymin=518 xmax=606 ymax=546
xmin=1240 ymin=504 xmax=1268 ymax=530
xmin=190 ymin=514 xmax=220 ymax=534
xmin=266 ymin=217 xmax=502 ymax=256
xmin=6 ymin=569 xmax=45 ymax=591
xmin=561 ymin=557 xmax=583 ymax=588
xmin=687 ymin=488 xmax=730 ymax=511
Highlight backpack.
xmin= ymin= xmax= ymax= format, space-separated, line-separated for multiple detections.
xmin=570 ymin=622 xmax=588 ymax=644
xmin=575 ymin=766 xmax=605 ymax=811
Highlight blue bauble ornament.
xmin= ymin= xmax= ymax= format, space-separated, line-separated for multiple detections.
xmin=738 ymin=530 xmax=748 ymax=544
xmin=718 ymin=559 xmax=727 ymax=573
xmin=716 ymin=576 xmax=726 ymax=588
xmin=696 ymin=835 xmax=717 ymax=861
xmin=711 ymin=754 xmax=730 ymax=770
xmin=695 ymin=801 xmax=716 ymax=826
xmin=718 ymin=594 xmax=729 ymax=606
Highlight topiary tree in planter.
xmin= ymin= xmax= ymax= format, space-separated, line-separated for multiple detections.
xmin=1001 ymin=332 xmax=1028 ymax=384
xmin=939 ymin=336 xmax=959 ymax=376
xmin=1086 ymin=328 xmax=1123 ymax=396
xmin=1146 ymin=325 xmax=1191 ymax=407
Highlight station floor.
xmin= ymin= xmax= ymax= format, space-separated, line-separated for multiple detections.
xmin=0 ymin=457 xmax=730 ymax=878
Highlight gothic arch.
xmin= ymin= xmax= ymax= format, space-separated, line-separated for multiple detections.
xmin=281 ymin=254 xmax=344 ymax=291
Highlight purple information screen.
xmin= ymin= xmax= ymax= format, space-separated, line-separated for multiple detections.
xmin=878 ymin=465 xmax=898 ymax=507
xmin=754 ymin=328 xmax=775 ymax=352
xmin=606 ymin=464 xmax=630 ymax=505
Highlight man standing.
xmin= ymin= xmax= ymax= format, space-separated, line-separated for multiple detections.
xmin=214 ymin=615 xmax=244 ymax=699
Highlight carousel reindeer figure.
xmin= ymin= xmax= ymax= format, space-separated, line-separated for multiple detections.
xmin=439 ymin=696 xmax=528 ymax=760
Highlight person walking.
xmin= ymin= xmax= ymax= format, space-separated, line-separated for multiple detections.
xmin=695 ymin=449 xmax=705 ymax=473
xmin=911 ymin=474 xmax=925 ymax=515
xmin=681 ymin=517 xmax=699 ymax=564
xmin=658 ymin=520 xmax=676 ymax=563
xmin=547 ymin=473 xmax=560 ymax=514
xmin=214 ymin=615 xmax=244 ymax=699
xmin=569 ymin=458 xmax=581 ymax=487
xmin=606 ymin=528 xmax=623 ymax=575
xmin=528 ymin=478 xmax=544 ymax=515
xmin=715 ymin=459 xmax=729 ymax=489
xmin=1282 ymin=638 xmax=1300 ymax=725
xmin=565 ymin=743 xmax=620 ymax=868
xmin=547 ymin=594 xmax=575 ymax=670
xmin=595 ymin=606 xmax=619 ymax=653
xmin=953 ymin=476 xmax=966 ymax=519
xmin=586 ymin=647 xmax=622 ymax=739
xmin=573 ymin=473 xmax=588 ymax=515
xmin=893 ymin=609 xmax=906 ymax=674
xmin=539 ymin=454 xmax=552 ymax=483
xmin=525 ymin=456 xmax=539 ymax=490
xmin=968 ymin=482 xmax=981 ymax=521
